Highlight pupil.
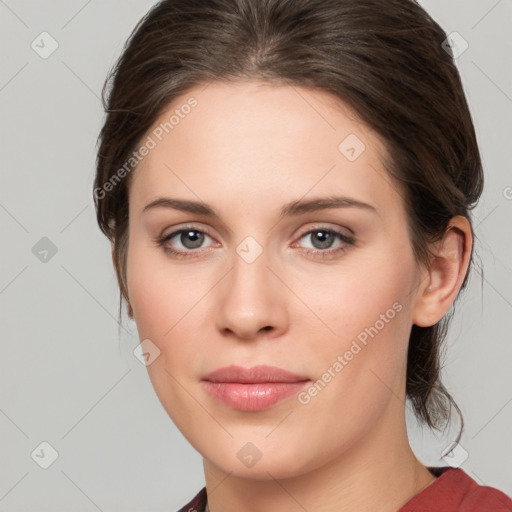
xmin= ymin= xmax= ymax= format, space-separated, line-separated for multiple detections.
xmin=313 ymin=231 xmax=333 ymax=249
xmin=182 ymin=230 xmax=204 ymax=249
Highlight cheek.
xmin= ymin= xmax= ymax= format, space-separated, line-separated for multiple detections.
xmin=287 ymin=261 xmax=415 ymax=452
xmin=293 ymin=247 xmax=415 ymax=340
xmin=126 ymin=238 xmax=219 ymax=382
xmin=126 ymin=240 xmax=191 ymax=351
xmin=125 ymin=242 xmax=209 ymax=429
xmin=127 ymin=233 xmax=197 ymax=327
xmin=293 ymin=245 xmax=417 ymax=392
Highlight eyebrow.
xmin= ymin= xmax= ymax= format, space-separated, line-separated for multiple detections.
xmin=142 ymin=195 xmax=377 ymax=221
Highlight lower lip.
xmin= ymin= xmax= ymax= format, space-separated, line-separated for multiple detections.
xmin=202 ymin=381 xmax=310 ymax=411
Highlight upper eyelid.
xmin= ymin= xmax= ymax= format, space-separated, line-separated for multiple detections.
xmin=163 ymin=224 xmax=214 ymax=240
xmin=297 ymin=223 xmax=354 ymax=237
xmin=163 ymin=222 xmax=352 ymax=236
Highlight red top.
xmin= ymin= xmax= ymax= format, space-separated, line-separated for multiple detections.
xmin=177 ymin=467 xmax=512 ymax=512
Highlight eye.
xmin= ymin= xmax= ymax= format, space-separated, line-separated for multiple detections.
xmin=156 ymin=224 xmax=355 ymax=259
xmin=157 ymin=226 xmax=216 ymax=257
xmin=294 ymin=227 xmax=355 ymax=258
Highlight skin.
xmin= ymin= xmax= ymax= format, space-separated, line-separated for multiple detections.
xmin=119 ymin=80 xmax=472 ymax=512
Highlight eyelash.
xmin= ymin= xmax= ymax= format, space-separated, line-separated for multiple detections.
xmin=156 ymin=224 xmax=355 ymax=259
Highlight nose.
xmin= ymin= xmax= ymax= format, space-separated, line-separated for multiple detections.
xmin=214 ymin=246 xmax=288 ymax=341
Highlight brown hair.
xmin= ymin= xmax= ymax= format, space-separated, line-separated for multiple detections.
xmin=94 ymin=0 xmax=483 ymax=440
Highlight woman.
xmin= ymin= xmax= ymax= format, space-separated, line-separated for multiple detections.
xmin=93 ymin=0 xmax=512 ymax=510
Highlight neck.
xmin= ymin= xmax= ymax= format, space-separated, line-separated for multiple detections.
xmin=203 ymin=398 xmax=436 ymax=512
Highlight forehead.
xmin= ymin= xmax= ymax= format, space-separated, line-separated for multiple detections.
xmin=129 ymin=80 xmax=398 ymax=217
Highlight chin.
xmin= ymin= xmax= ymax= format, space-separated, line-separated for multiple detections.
xmin=201 ymin=437 xmax=321 ymax=481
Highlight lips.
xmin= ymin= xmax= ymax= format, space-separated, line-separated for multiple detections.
xmin=201 ymin=365 xmax=311 ymax=411
xmin=202 ymin=364 xmax=310 ymax=384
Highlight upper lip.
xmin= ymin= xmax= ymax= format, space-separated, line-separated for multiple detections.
xmin=202 ymin=365 xmax=310 ymax=383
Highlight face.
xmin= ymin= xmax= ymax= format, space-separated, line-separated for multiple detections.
xmin=125 ymin=80 xmax=424 ymax=479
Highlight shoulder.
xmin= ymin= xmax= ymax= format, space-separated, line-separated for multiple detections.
xmin=176 ymin=487 xmax=207 ymax=512
xmin=400 ymin=466 xmax=512 ymax=512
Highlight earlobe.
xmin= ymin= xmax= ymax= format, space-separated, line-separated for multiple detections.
xmin=412 ymin=216 xmax=472 ymax=327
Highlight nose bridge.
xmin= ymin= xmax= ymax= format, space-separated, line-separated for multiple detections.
xmin=215 ymin=236 xmax=286 ymax=338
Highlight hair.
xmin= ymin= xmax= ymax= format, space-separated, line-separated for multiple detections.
xmin=94 ymin=0 xmax=483 ymax=441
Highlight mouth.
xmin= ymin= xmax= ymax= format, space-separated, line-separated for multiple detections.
xmin=201 ymin=365 xmax=311 ymax=411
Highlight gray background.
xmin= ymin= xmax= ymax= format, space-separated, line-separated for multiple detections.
xmin=0 ymin=0 xmax=511 ymax=510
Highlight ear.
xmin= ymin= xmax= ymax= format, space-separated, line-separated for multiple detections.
xmin=412 ymin=216 xmax=472 ymax=327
